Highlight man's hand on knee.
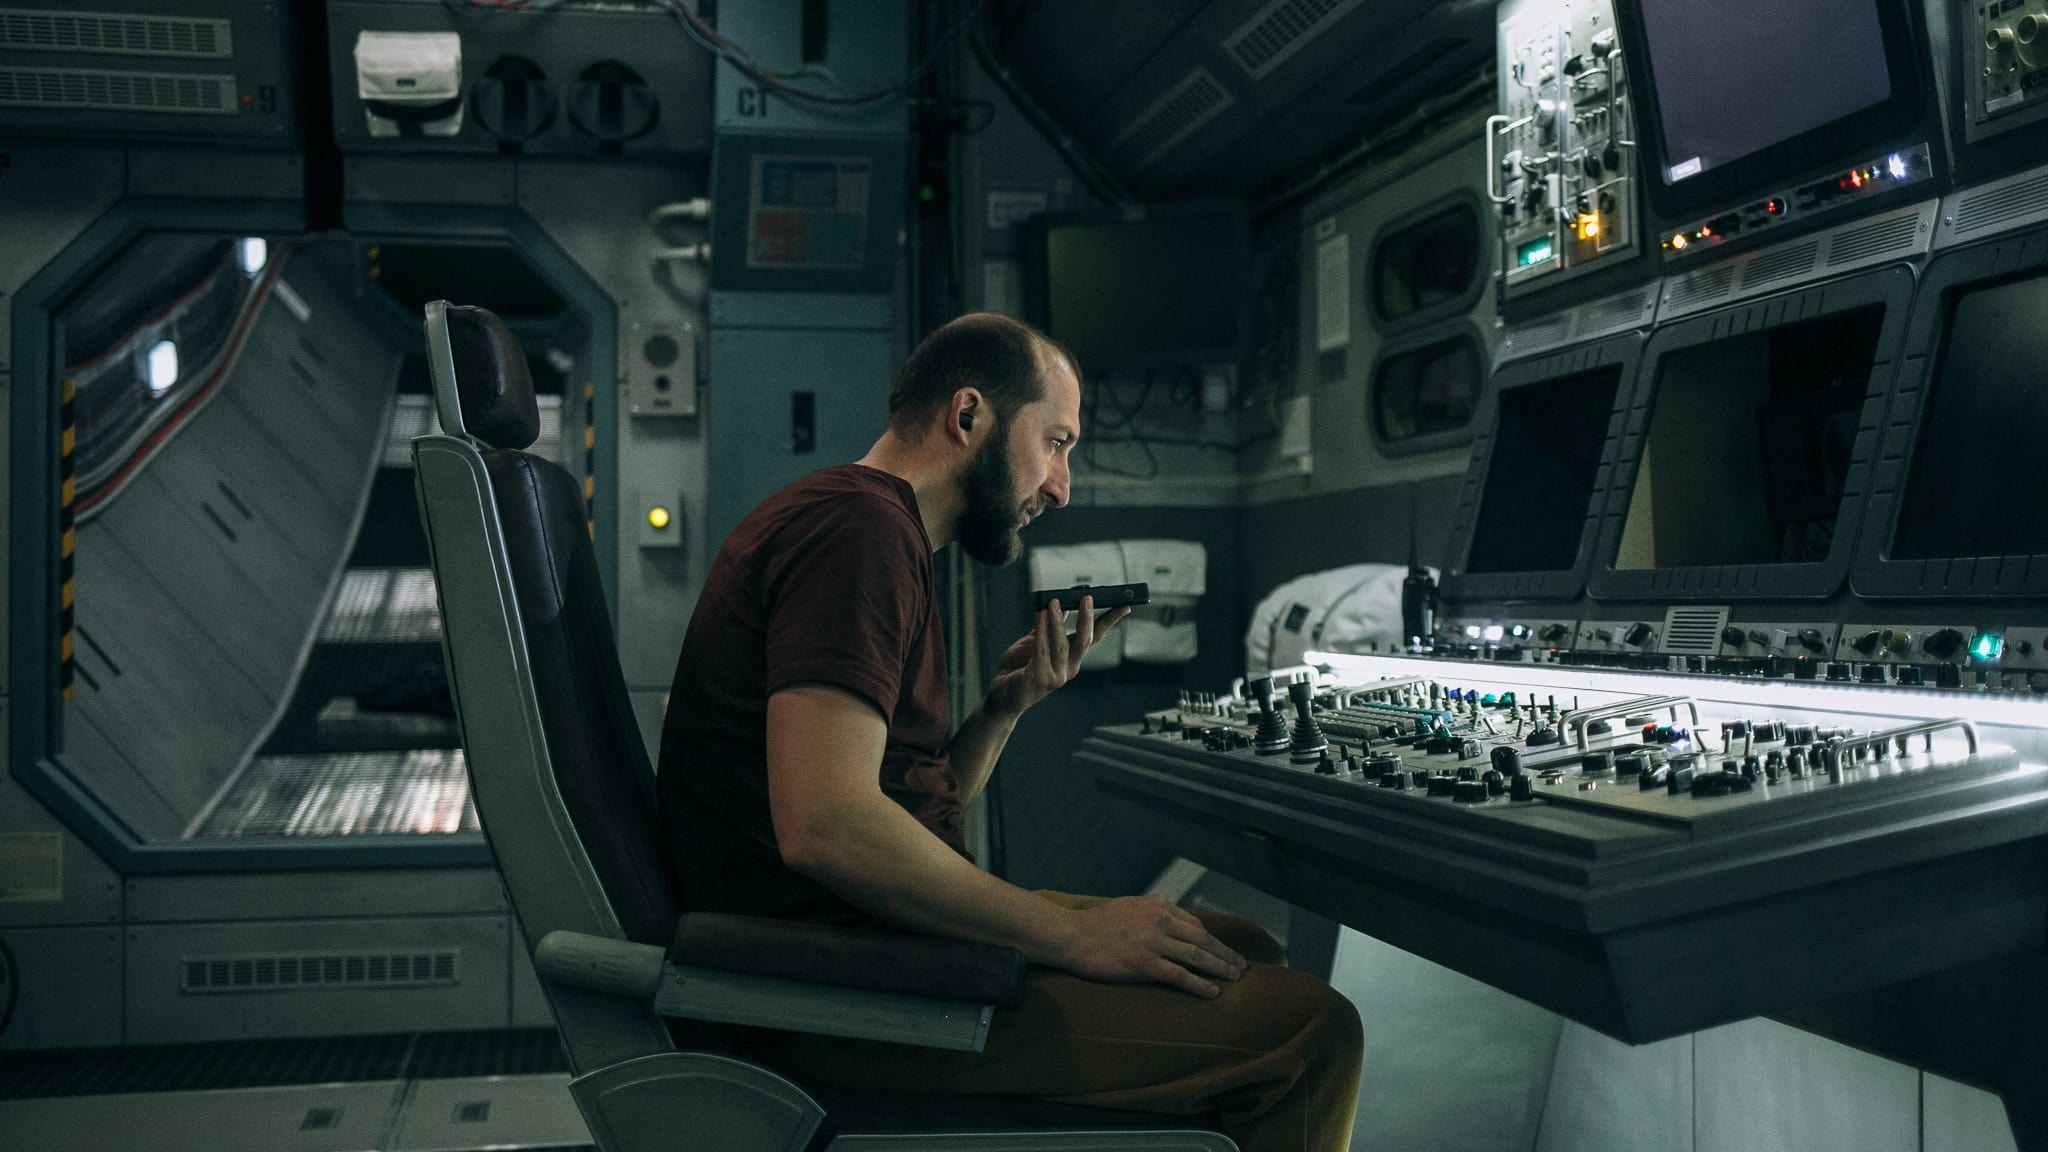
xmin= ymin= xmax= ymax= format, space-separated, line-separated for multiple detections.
xmin=1054 ymin=895 xmax=1248 ymax=998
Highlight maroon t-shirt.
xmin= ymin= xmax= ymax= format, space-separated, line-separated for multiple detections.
xmin=658 ymin=464 xmax=963 ymax=925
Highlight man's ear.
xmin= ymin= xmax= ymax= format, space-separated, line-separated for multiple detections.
xmin=949 ymin=387 xmax=985 ymax=444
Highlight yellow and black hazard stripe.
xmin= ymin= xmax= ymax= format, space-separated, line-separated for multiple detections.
xmin=583 ymin=379 xmax=597 ymax=540
xmin=58 ymin=377 xmax=76 ymax=699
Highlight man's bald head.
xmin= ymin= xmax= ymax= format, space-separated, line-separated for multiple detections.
xmin=888 ymin=313 xmax=1079 ymax=438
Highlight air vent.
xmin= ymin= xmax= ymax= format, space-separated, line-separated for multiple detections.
xmin=182 ymin=950 xmax=460 ymax=993
xmin=1739 ymin=240 xmax=1820 ymax=290
xmin=1951 ymin=170 xmax=2048 ymax=237
xmin=1827 ymin=211 xmax=1921 ymax=266
xmin=1109 ymin=68 xmax=1233 ymax=173
xmin=1505 ymin=314 xmax=1572 ymax=358
xmin=1659 ymin=605 xmax=1729 ymax=655
xmin=1580 ymin=288 xmax=1655 ymax=337
xmin=1667 ymin=264 xmax=1735 ymax=311
xmin=0 ymin=8 xmax=232 ymax=58
xmin=0 ymin=66 xmax=234 ymax=113
xmin=1226 ymin=0 xmax=1368 ymax=79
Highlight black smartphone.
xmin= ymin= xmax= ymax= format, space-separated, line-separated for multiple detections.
xmin=1032 ymin=582 xmax=1149 ymax=612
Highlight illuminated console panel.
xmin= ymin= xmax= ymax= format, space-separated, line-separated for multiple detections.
xmin=1082 ymin=654 xmax=2048 ymax=1045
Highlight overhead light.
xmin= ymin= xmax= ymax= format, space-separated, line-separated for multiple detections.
xmin=147 ymin=340 xmax=178 ymax=395
xmin=237 ymin=237 xmax=268 ymax=276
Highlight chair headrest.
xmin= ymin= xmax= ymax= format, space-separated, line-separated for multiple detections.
xmin=425 ymin=301 xmax=539 ymax=450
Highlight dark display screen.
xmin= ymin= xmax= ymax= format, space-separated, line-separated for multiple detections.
xmin=1615 ymin=307 xmax=1883 ymax=570
xmin=1891 ymin=274 xmax=2048 ymax=560
xmin=1464 ymin=366 xmax=1623 ymax=575
xmin=1637 ymin=0 xmax=1893 ymax=185
xmin=1041 ymin=207 xmax=1246 ymax=369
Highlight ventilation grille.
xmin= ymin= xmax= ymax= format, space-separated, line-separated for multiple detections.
xmin=1828 ymin=211 xmax=1921 ymax=266
xmin=1952 ymin=170 xmax=2048 ymax=237
xmin=0 ymin=9 xmax=232 ymax=58
xmin=1739 ymin=240 xmax=1820 ymax=290
xmin=182 ymin=950 xmax=460 ymax=994
xmin=1507 ymin=313 xmax=1573 ymax=357
xmin=1110 ymin=68 xmax=1232 ymax=173
xmin=1667 ymin=264 xmax=1735 ymax=310
xmin=1581 ymin=288 xmax=1655 ymax=335
xmin=1226 ymin=0 xmax=1368 ymax=80
xmin=0 ymin=66 xmax=233 ymax=113
xmin=1659 ymin=605 xmax=1729 ymax=655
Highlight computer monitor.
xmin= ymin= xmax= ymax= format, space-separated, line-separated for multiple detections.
xmin=1617 ymin=0 xmax=1932 ymax=220
xmin=1025 ymin=199 xmax=1250 ymax=371
xmin=1855 ymin=226 xmax=2048 ymax=597
xmin=1440 ymin=337 xmax=1636 ymax=602
xmin=1590 ymin=266 xmax=1913 ymax=599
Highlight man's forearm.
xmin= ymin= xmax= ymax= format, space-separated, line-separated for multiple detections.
xmin=947 ymin=700 xmax=1018 ymax=806
xmin=790 ymin=790 xmax=1077 ymax=965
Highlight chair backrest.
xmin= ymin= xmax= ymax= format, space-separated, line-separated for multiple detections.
xmin=412 ymin=300 xmax=679 ymax=1073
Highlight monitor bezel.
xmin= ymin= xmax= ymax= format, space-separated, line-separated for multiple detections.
xmin=1614 ymin=0 xmax=1932 ymax=224
xmin=1021 ymin=197 xmax=1252 ymax=372
xmin=1438 ymin=332 xmax=1640 ymax=605
xmin=1587 ymin=265 xmax=1914 ymax=602
xmin=1852 ymin=223 xmax=2048 ymax=598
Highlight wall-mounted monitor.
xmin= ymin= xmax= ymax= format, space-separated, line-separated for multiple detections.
xmin=1590 ymin=266 xmax=1914 ymax=600
xmin=1024 ymin=198 xmax=1250 ymax=371
xmin=1855 ymin=226 xmax=2048 ymax=597
xmin=1439 ymin=336 xmax=1637 ymax=603
xmin=1614 ymin=0 xmax=1940 ymax=249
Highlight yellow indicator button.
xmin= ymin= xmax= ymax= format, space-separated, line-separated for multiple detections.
xmin=647 ymin=506 xmax=671 ymax=530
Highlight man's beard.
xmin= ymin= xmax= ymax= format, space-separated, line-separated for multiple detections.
xmin=958 ymin=420 xmax=1025 ymax=566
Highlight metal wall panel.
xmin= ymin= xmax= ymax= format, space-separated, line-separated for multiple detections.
xmin=46 ymin=704 xmax=183 ymax=844
xmin=1694 ymin=1018 xmax=1918 ymax=1152
xmin=0 ymin=766 xmax=125 ymax=926
xmin=125 ymin=867 xmax=503 ymax=923
xmin=507 ymin=935 xmax=553 ymax=1029
xmin=124 ymin=914 xmax=512 ymax=1043
xmin=1534 ymin=1023 xmax=1693 ymax=1152
xmin=0 ymin=923 xmax=122 ymax=1049
xmin=1924 ymin=1073 xmax=2019 ymax=1152
xmin=1327 ymin=927 xmax=1561 ymax=1152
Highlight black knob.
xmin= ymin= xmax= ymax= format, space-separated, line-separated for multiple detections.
xmin=1850 ymin=630 xmax=1883 ymax=655
xmin=1742 ymin=755 xmax=1763 ymax=780
xmin=1860 ymin=663 xmax=1891 ymax=684
xmin=1484 ymin=768 xmax=1507 ymax=796
xmin=1722 ymin=626 xmax=1747 ymax=647
xmin=568 ymin=61 xmax=660 ymax=149
xmin=1924 ymin=628 xmax=1966 ymax=660
xmin=1456 ymin=765 xmax=1480 ymax=781
xmin=1826 ymin=662 xmax=1853 ymax=682
xmin=1798 ymin=628 xmax=1829 ymax=653
xmin=1786 ymin=749 xmax=1807 ymax=777
xmin=1935 ymin=663 xmax=1963 ymax=688
xmin=1639 ymin=763 xmax=1670 ymax=791
xmin=1527 ymin=726 xmax=1561 ymax=747
xmin=1378 ymin=771 xmax=1410 ymax=790
xmin=1794 ymin=659 xmax=1819 ymax=680
xmin=1581 ymin=750 xmax=1614 ymax=775
xmin=1614 ymin=754 xmax=1648 ymax=778
xmin=1453 ymin=780 xmax=1489 ymax=803
xmin=1510 ymin=773 xmax=1534 ymax=801
xmin=1491 ymin=746 xmax=1525 ymax=775
xmin=1624 ymin=622 xmax=1656 ymax=647
xmin=1457 ymin=738 xmax=1484 ymax=760
xmin=1895 ymin=665 xmax=1926 ymax=687
xmin=1667 ymin=761 xmax=1698 ymax=794
xmin=1367 ymin=754 xmax=1402 ymax=779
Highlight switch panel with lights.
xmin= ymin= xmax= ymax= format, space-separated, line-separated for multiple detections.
xmin=1491 ymin=0 xmax=1638 ymax=296
xmin=1659 ymin=143 xmax=1934 ymax=260
xmin=1967 ymin=0 xmax=2048 ymax=143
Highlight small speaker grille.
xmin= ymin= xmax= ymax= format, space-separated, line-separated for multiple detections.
xmin=182 ymin=950 xmax=460 ymax=993
xmin=0 ymin=8 xmax=231 ymax=58
xmin=1660 ymin=606 xmax=1729 ymax=655
xmin=0 ymin=66 xmax=233 ymax=113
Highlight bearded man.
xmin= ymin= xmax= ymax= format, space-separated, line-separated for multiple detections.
xmin=657 ymin=312 xmax=1361 ymax=1152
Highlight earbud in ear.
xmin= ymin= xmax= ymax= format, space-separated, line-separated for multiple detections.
xmin=958 ymin=411 xmax=974 ymax=431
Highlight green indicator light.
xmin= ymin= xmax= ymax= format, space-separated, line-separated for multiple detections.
xmin=1517 ymin=237 xmax=1554 ymax=267
xmin=1969 ymin=632 xmax=2005 ymax=662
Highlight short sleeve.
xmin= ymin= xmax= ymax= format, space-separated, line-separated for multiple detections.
xmin=760 ymin=493 xmax=928 ymax=720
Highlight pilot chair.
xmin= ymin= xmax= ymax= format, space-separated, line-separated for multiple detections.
xmin=410 ymin=300 xmax=1236 ymax=1151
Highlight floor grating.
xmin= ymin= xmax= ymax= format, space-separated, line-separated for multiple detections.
xmin=190 ymin=749 xmax=478 ymax=838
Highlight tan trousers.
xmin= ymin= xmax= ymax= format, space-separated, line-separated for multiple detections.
xmin=753 ymin=891 xmax=1364 ymax=1152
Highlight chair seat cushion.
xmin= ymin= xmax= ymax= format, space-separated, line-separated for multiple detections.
xmin=669 ymin=912 xmax=1028 ymax=1007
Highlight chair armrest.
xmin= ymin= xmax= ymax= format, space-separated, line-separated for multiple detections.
xmin=533 ymin=929 xmax=996 ymax=1052
xmin=670 ymin=912 xmax=1028 ymax=1007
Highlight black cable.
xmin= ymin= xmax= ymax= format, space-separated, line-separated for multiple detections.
xmin=0 ymin=936 xmax=18 ymax=1041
